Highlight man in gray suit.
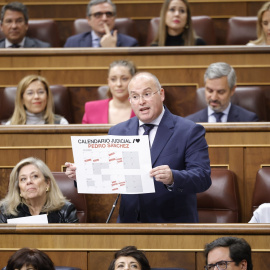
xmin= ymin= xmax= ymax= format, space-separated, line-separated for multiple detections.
xmin=186 ymin=62 xmax=258 ymax=122
xmin=0 ymin=2 xmax=50 ymax=48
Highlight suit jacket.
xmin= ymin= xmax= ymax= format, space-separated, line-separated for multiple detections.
xmin=64 ymin=31 xmax=138 ymax=47
xmin=82 ymin=98 xmax=136 ymax=124
xmin=0 ymin=37 xmax=50 ymax=48
xmin=108 ymin=107 xmax=211 ymax=223
xmin=185 ymin=104 xmax=259 ymax=122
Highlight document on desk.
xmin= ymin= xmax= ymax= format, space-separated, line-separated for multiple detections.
xmin=71 ymin=135 xmax=155 ymax=194
xmin=7 ymin=214 xmax=48 ymax=224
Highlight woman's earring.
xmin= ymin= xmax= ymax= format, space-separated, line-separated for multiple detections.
xmin=185 ymin=24 xmax=189 ymax=29
xmin=46 ymin=187 xmax=49 ymax=192
xmin=19 ymin=193 xmax=22 ymax=197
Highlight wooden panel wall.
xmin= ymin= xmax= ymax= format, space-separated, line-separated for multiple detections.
xmin=1 ymin=47 xmax=270 ymax=87
xmin=0 ymin=124 xmax=270 ymax=223
xmin=0 ymin=0 xmax=266 ymax=45
xmin=0 ymin=224 xmax=270 ymax=270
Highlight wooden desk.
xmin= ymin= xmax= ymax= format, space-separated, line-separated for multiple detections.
xmin=1 ymin=46 xmax=270 ymax=87
xmin=0 ymin=0 xmax=265 ymax=45
xmin=0 ymin=123 xmax=270 ymax=223
xmin=0 ymin=224 xmax=270 ymax=270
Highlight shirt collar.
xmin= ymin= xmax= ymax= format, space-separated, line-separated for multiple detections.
xmin=6 ymin=37 xmax=25 ymax=48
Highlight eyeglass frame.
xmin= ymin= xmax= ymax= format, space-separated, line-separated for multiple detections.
xmin=204 ymin=260 xmax=234 ymax=270
xmin=129 ymin=90 xmax=160 ymax=103
xmin=88 ymin=11 xmax=115 ymax=19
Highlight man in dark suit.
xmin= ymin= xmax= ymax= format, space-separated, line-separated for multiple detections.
xmin=186 ymin=62 xmax=258 ymax=122
xmin=108 ymin=72 xmax=211 ymax=223
xmin=64 ymin=0 xmax=138 ymax=48
xmin=65 ymin=72 xmax=211 ymax=223
xmin=0 ymin=2 xmax=50 ymax=48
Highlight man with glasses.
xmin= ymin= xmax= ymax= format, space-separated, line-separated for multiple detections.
xmin=107 ymin=72 xmax=211 ymax=222
xmin=64 ymin=0 xmax=138 ymax=47
xmin=65 ymin=72 xmax=211 ymax=222
xmin=204 ymin=236 xmax=253 ymax=270
xmin=0 ymin=2 xmax=50 ymax=48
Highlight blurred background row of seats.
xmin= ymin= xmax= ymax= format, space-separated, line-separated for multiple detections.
xmin=1 ymin=84 xmax=270 ymax=124
xmin=0 ymin=16 xmax=258 ymax=47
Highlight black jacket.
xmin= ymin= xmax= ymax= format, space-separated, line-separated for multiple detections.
xmin=0 ymin=202 xmax=79 ymax=223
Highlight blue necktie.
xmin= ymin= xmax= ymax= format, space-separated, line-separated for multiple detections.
xmin=213 ymin=112 xmax=224 ymax=122
xmin=142 ymin=124 xmax=155 ymax=147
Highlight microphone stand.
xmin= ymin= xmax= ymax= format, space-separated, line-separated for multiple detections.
xmin=106 ymin=194 xmax=120 ymax=223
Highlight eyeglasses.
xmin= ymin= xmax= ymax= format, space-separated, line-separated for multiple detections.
xmin=204 ymin=261 xmax=234 ymax=270
xmin=129 ymin=90 xmax=159 ymax=102
xmin=88 ymin=11 xmax=115 ymax=19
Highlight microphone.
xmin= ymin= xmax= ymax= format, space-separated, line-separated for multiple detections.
xmin=106 ymin=194 xmax=120 ymax=223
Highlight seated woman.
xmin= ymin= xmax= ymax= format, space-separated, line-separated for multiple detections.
xmin=247 ymin=2 xmax=270 ymax=46
xmin=249 ymin=203 xmax=270 ymax=223
xmin=82 ymin=60 xmax=136 ymax=124
xmin=6 ymin=248 xmax=55 ymax=270
xmin=151 ymin=0 xmax=206 ymax=46
xmin=108 ymin=246 xmax=151 ymax=270
xmin=0 ymin=157 xmax=78 ymax=223
xmin=6 ymin=75 xmax=68 ymax=125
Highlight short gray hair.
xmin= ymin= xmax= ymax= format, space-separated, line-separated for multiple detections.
xmin=86 ymin=0 xmax=116 ymax=17
xmin=204 ymin=62 xmax=237 ymax=90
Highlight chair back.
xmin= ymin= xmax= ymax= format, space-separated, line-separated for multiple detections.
xmin=0 ymin=19 xmax=61 ymax=47
xmin=197 ymin=168 xmax=240 ymax=223
xmin=0 ymin=85 xmax=73 ymax=124
xmin=226 ymin=16 xmax=257 ymax=45
xmin=73 ymin=18 xmax=139 ymax=41
xmin=252 ymin=167 xmax=270 ymax=213
xmin=52 ymin=172 xmax=88 ymax=223
xmin=146 ymin=16 xmax=216 ymax=46
xmin=194 ymin=86 xmax=267 ymax=121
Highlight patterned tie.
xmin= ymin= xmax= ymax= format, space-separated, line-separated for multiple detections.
xmin=213 ymin=112 xmax=224 ymax=122
xmin=142 ymin=124 xmax=155 ymax=147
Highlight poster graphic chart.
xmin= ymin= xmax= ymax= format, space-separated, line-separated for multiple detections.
xmin=71 ymin=136 xmax=155 ymax=194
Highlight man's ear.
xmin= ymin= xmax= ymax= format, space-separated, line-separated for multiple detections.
xmin=240 ymin=259 xmax=247 ymax=270
xmin=230 ymin=85 xmax=236 ymax=96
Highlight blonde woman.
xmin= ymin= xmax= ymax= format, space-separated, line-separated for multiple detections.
xmin=247 ymin=1 xmax=270 ymax=45
xmin=0 ymin=157 xmax=78 ymax=223
xmin=6 ymin=75 xmax=68 ymax=125
xmin=152 ymin=0 xmax=205 ymax=46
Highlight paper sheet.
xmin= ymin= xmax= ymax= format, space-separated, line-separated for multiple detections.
xmin=71 ymin=135 xmax=155 ymax=194
xmin=7 ymin=214 xmax=48 ymax=224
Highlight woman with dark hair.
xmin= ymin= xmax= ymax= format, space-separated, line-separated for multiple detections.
xmin=6 ymin=248 xmax=55 ymax=270
xmin=108 ymin=246 xmax=151 ymax=270
xmin=152 ymin=0 xmax=205 ymax=46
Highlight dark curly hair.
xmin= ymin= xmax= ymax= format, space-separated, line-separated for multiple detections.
xmin=6 ymin=248 xmax=55 ymax=270
xmin=108 ymin=246 xmax=151 ymax=270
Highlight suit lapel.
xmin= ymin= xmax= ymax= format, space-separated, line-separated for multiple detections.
xmin=151 ymin=108 xmax=174 ymax=166
xmin=24 ymin=37 xmax=35 ymax=48
xmin=125 ymin=117 xmax=139 ymax=135
xmin=0 ymin=40 xmax=5 ymax=48
xmin=227 ymin=105 xmax=239 ymax=122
